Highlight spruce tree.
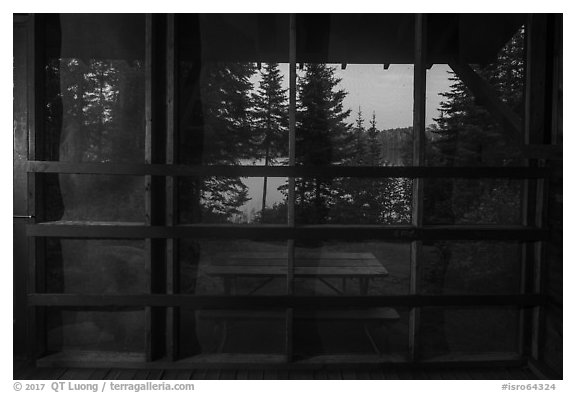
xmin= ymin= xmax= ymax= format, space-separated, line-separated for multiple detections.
xmin=179 ymin=62 xmax=256 ymax=223
xmin=351 ymin=107 xmax=366 ymax=165
xmin=295 ymin=63 xmax=351 ymax=224
xmin=251 ymin=63 xmax=288 ymax=220
xmin=427 ymin=28 xmax=525 ymax=226
xmin=337 ymin=111 xmax=411 ymax=225
xmin=195 ymin=62 xmax=257 ymax=165
xmin=431 ymin=29 xmax=525 ymax=167
xmin=366 ymin=112 xmax=381 ymax=166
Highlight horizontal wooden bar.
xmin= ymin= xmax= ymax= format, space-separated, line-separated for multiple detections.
xmin=24 ymin=160 xmax=554 ymax=178
xmin=28 ymin=294 xmax=544 ymax=308
xmin=297 ymin=352 xmax=523 ymax=368
xmin=36 ymin=351 xmax=524 ymax=369
xmin=26 ymin=222 xmax=550 ymax=241
xmin=37 ymin=352 xmax=287 ymax=369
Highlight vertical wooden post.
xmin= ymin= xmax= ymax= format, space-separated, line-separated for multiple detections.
xmin=523 ymin=14 xmax=550 ymax=361
xmin=144 ymin=14 xmax=168 ymax=362
xmin=14 ymin=14 xmax=31 ymax=359
xmin=409 ymin=13 xmax=427 ymax=363
xmin=166 ymin=13 xmax=179 ymax=361
xmin=144 ymin=13 xmax=154 ymax=363
xmin=26 ymin=14 xmax=47 ymax=361
xmin=285 ymin=13 xmax=297 ymax=363
xmin=288 ymin=13 xmax=297 ymax=266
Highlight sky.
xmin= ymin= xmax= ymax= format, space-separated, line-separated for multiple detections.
xmin=251 ymin=63 xmax=454 ymax=130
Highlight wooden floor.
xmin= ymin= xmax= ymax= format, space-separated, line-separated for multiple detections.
xmin=14 ymin=359 xmax=539 ymax=380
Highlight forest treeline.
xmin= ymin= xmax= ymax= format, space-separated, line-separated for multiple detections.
xmin=43 ymin=27 xmax=525 ymax=228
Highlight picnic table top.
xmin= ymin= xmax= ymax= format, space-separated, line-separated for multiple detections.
xmin=203 ymin=252 xmax=389 ymax=277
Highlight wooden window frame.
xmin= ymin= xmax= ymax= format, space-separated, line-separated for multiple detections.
xmin=21 ymin=13 xmax=555 ymax=367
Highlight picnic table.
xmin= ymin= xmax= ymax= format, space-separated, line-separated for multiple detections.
xmin=199 ymin=251 xmax=399 ymax=354
xmin=203 ymin=252 xmax=389 ymax=296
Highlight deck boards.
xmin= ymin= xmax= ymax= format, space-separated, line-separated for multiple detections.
xmin=60 ymin=368 xmax=96 ymax=380
xmin=218 ymin=369 xmax=237 ymax=379
xmin=15 ymin=362 xmax=541 ymax=380
xmin=146 ymin=369 xmax=165 ymax=380
xmin=189 ymin=369 xmax=205 ymax=379
xmin=204 ymin=369 xmax=222 ymax=380
xmin=354 ymin=369 xmax=371 ymax=379
xmin=132 ymin=369 xmax=151 ymax=380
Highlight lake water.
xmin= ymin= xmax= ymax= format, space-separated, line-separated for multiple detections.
xmin=238 ymin=159 xmax=287 ymax=221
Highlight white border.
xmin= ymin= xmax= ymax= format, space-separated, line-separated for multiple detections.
xmin=2 ymin=5 xmax=571 ymax=389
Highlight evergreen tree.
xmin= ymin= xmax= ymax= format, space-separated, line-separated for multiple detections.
xmin=251 ymin=63 xmax=289 ymax=220
xmin=295 ymin=63 xmax=352 ymax=224
xmin=251 ymin=63 xmax=289 ymax=162
xmin=366 ymin=112 xmax=382 ymax=166
xmin=263 ymin=67 xmax=412 ymax=226
xmin=431 ymin=29 xmax=525 ymax=167
xmin=179 ymin=62 xmax=257 ymax=223
xmin=426 ymin=28 xmax=525 ymax=226
xmin=193 ymin=62 xmax=257 ymax=165
xmin=335 ymin=111 xmax=412 ymax=225
xmin=350 ymin=107 xmax=366 ymax=165
xmin=333 ymin=107 xmax=367 ymax=223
